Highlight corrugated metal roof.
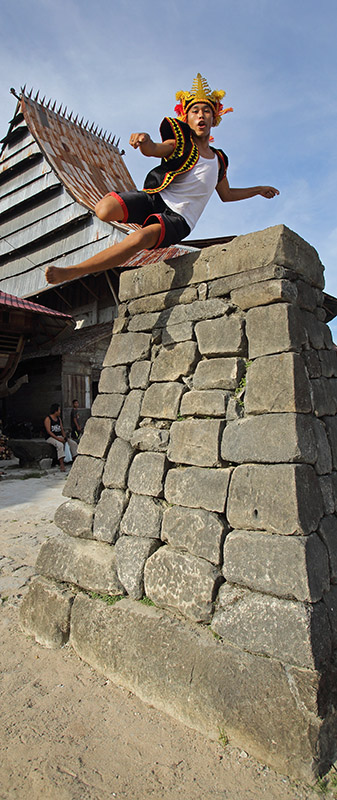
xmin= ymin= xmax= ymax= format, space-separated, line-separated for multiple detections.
xmin=0 ymin=289 xmax=72 ymax=319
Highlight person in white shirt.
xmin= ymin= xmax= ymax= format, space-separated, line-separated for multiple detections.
xmin=45 ymin=73 xmax=279 ymax=286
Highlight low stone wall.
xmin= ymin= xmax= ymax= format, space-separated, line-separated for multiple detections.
xmin=21 ymin=224 xmax=337 ymax=779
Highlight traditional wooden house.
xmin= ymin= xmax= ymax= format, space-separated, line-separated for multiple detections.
xmin=0 ymin=88 xmax=192 ymax=431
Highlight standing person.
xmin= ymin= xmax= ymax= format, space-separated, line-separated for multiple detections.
xmin=45 ymin=73 xmax=279 ymax=286
xmin=70 ymin=399 xmax=82 ymax=442
xmin=44 ymin=403 xmax=77 ymax=472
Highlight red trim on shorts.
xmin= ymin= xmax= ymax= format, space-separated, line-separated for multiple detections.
xmin=143 ymin=214 xmax=166 ymax=249
xmin=108 ymin=191 xmax=129 ymax=222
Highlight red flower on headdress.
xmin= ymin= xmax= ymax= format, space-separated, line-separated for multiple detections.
xmin=174 ymin=103 xmax=184 ymax=118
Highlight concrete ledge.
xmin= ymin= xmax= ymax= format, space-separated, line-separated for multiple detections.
xmin=69 ymin=594 xmax=337 ymax=780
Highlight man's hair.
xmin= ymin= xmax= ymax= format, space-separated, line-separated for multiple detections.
xmin=50 ymin=403 xmax=60 ymax=414
xmin=72 ymin=399 xmax=78 ymax=404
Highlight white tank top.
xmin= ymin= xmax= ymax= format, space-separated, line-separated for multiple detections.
xmin=159 ymin=153 xmax=218 ymax=231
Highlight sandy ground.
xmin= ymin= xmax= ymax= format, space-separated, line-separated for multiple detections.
xmin=0 ymin=458 xmax=334 ymax=800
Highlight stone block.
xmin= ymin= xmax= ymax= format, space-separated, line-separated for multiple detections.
xmin=311 ymin=379 xmax=337 ymax=417
xmin=36 ymin=534 xmax=124 ymax=595
xmin=212 ymin=586 xmax=331 ymax=669
xmin=144 ymin=546 xmax=221 ymax=622
xmin=323 ymin=586 xmax=337 ymax=649
xmin=93 ymin=488 xmax=128 ymax=543
xmin=165 ymin=466 xmax=232 ymax=513
xmin=221 ymin=413 xmax=317 ymax=464
xmin=231 ymin=279 xmax=298 ymax=310
xmin=319 ymin=350 xmax=337 ymax=377
xmin=208 ymin=263 xmax=298 ymax=299
xmin=331 ymin=472 xmax=337 ymax=513
xmin=20 ymin=576 xmax=74 ymax=648
xmin=324 ymin=418 xmax=337 ymax=470
xmin=69 ymin=593 xmax=334 ymax=780
xmin=161 ymin=321 xmax=194 ymax=345
xmin=296 ymin=280 xmax=320 ymax=312
xmin=245 ymin=352 xmax=312 ymax=415
xmin=223 ymin=530 xmax=329 ymax=601
xmin=150 ymin=341 xmax=198 ymax=382
xmin=39 ymin=457 xmax=53 ymax=469
xmin=168 ymin=419 xmax=223 ymax=467
xmin=180 ymin=389 xmax=230 ymax=417
xmin=78 ymin=417 xmax=115 ymax=458
xmin=115 ymin=536 xmax=161 ymax=599
xmin=54 ymin=499 xmax=94 ymax=539
xmin=318 ymin=516 xmax=337 ymax=582
xmin=193 ymin=358 xmax=245 ymax=390
xmin=114 ymin=390 xmax=144 ymax=441
xmin=246 ymin=304 xmax=307 ymax=359
xmin=63 ymin=455 xmax=104 ymax=505
xmin=161 ymin=505 xmax=226 ymax=564
xmin=128 ymin=452 xmax=166 ymax=497
xmin=227 ymin=463 xmax=323 ymax=534
xmin=128 ymin=311 xmax=162 ymax=331
xmin=313 ymin=418 xmax=333 ymax=474
xmin=120 ymin=493 xmax=163 ymax=538
xmin=129 ymin=360 xmax=151 ymax=388
xmin=103 ymin=332 xmax=151 ymax=366
xmin=195 ymin=315 xmax=247 ymax=357
xmin=319 ymin=476 xmax=335 ymax=515
xmin=301 ymin=349 xmax=321 ymax=378
xmin=301 ymin=310 xmax=330 ymax=350
xmin=141 ymin=382 xmax=185 ymax=420
xmin=91 ymin=393 xmax=125 ymax=418
xmin=130 ymin=426 xmax=169 ymax=452
xmin=103 ymin=437 xmax=134 ymax=489
xmin=98 ymin=365 xmax=129 ymax=394
xmin=127 ymin=286 xmax=198 ymax=315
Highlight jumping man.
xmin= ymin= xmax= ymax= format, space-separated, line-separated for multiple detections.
xmin=45 ymin=73 xmax=279 ymax=285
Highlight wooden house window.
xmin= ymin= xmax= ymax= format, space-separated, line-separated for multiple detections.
xmin=65 ymin=374 xmax=91 ymax=408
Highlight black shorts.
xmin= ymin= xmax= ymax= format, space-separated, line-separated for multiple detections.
xmin=108 ymin=190 xmax=191 ymax=249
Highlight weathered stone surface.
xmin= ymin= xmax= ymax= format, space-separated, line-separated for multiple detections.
xmin=319 ymin=476 xmax=335 ymax=515
xmin=221 ymin=413 xmax=317 ymax=464
xmin=301 ymin=349 xmax=321 ymax=379
xmin=193 ymin=358 xmax=245 ymax=390
xmin=161 ymin=505 xmax=226 ymax=564
xmin=103 ymin=437 xmax=133 ymax=489
xmin=128 ymin=311 xmax=162 ymax=331
xmin=165 ymin=466 xmax=232 ymax=512
xmin=150 ymin=341 xmax=198 ymax=382
xmin=301 ymin=310 xmax=332 ymax=350
xmin=195 ymin=315 xmax=246 ymax=357
xmin=246 ymin=304 xmax=307 ymax=359
xmin=119 ymin=226 xmax=324 ymax=302
xmin=168 ymin=419 xmax=223 ymax=467
xmin=114 ymin=390 xmax=144 ymax=441
xmin=129 ymin=360 xmax=151 ymax=389
xmin=141 ymin=382 xmax=185 ymax=420
xmin=54 ymin=499 xmax=94 ymax=539
xmin=130 ymin=426 xmax=169 ymax=452
xmin=63 ymin=455 xmax=104 ymax=504
xmin=180 ymin=389 xmax=230 ymax=417
xmin=127 ymin=286 xmax=198 ymax=315
xmin=144 ymin=546 xmax=221 ymax=622
xmin=311 ymin=379 xmax=337 ymax=417
xmin=319 ymin=350 xmax=337 ymax=377
xmin=323 ymin=586 xmax=337 ymax=649
xmin=115 ymin=536 xmax=161 ymax=599
xmin=70 ymin=593 xmax=333 ymax=780
xmin=98 ymin=365 xmax=129 ymax=394
xmin=120 ymin=493 xmax=163 ymax=538
xmin=245 ymin=352 xmax=312 ymax=415
xmin=93 ymin=488 xmax=128 ymax=543
xmin=20 ymin=576 xmax=74 ymax=648
xmin=296 ymin=280 xmax=320 ymax=312
xmin=103 ymin=332 xmax=151 ymax=366
xmin=331 ymin=472 xmax=337 ymax=513
xmin=230 ymin=279 xmax=297 ymax=310
xmin=313 ymin=418 xmax=333 ymax=474
xmin=227 ymin=463 xmax=323 ymax=534
xmin=128 ymin=452 xmax=166 ymax=497
xmin=212 ymin=586 xmax=331 ymax=669
xmin=91 ymin=393 xmax=125 ymax=418
xmin=318 ymin=516 xmax=337 ymax=582
xmin=36 ymin=535 xmax=124 ymax=595
xmin=161 ymin=321 xmax=194 ymax=345
xmin=8 ymin=438 xmax=56 ymax=466
xmin=223 ymin=530 xmax=330 ymax=601
xmin=208 ymin=263 xmax=298 ymax=299
xmin=324 ymin=418 xmax=337 ymax=470
xmin=78 ymin=417 xmax=115 ymax=458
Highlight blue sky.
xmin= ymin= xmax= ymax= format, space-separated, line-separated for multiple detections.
xmin=1 ymin=0 xmax=337 ymax=332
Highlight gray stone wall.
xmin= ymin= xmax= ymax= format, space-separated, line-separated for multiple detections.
xmin=20 ymin=225 xmax=337 ymax=779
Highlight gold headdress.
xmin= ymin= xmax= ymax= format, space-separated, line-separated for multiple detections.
xmin=175 ymin=73 xmax=233 ymax=127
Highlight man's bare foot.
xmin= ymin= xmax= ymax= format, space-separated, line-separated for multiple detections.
xmin=45 ymin=265 xmax=78 ymax=284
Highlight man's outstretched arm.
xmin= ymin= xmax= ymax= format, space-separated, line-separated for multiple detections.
xmin=129 ymin=132 xmax=175 ymax=159
xmin=216 ymin=174 xmax=279 ymax=202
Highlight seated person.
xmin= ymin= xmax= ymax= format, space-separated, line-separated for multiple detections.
xmin=44 ymin=403 xmax=77 ymax=472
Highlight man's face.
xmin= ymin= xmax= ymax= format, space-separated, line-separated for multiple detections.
xmin=73 ymin=401 xmax=79 ymax=409
xmin=187 ymin=102 xmax=214 ymax=138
